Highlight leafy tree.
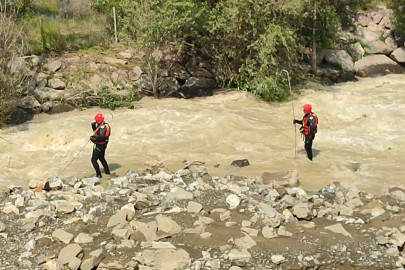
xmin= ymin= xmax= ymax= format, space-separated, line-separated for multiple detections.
xmin=110 ymin=0 xmax=208 ymax=98
xmin=198 ymin=0 xmax=308 ymax=101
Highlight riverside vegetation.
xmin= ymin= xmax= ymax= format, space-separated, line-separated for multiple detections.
xmin=1 ymin=0 xmax=405 ymax=125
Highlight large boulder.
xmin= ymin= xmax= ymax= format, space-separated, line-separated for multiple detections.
xmin=365 ymin=40 xmax=394 ymax=55
xmin=321 ymin=49 xmax=355 ymax=71
xmin=347 ymin=42 xmax=365 ymax=62
xmin=6 ymin=107 xmax=34 ymax=124
xmin=390 ymin=47 xmax=405 ymax=63
xmin=179 ymin=77 xmax=218 ymax=98
xmin=356 ymin=23 xmax=384 ymax=44
xmin=354 ymin=55 xmax=405 ymax=77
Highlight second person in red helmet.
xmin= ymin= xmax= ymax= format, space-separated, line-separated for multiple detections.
xmin=90 ymin=113 xmax=111 ymax=178
xmin=293 ymin=104 xmax=318 ymax=161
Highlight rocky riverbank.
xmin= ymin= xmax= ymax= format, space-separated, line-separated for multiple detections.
xmin=1 ymin=160 xmax=405 ymax=269
xmin=310 ymin=5 xmax=405 ymax=85
xmin=6 ymin=5 xmax=405 ymax=125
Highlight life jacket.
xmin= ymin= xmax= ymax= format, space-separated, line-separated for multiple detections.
xmin=94 ymin=123 xmax=111 ymax=145
xmin=300 ymin=112 xmax=318 ymax=136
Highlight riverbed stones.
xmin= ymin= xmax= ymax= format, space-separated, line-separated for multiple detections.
xmin=58 ymin=243 xmax=83 ymax=265
xmin=0 ymin=162 xmax=403 ymax=269
xmin=52 ymin=229 xmax=74 ymax=244
xmin=156 ymin=215 xmax=182 ymax=236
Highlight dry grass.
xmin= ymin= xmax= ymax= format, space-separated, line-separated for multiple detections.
xmin=22 ymin=0 xmax=110 ymax=55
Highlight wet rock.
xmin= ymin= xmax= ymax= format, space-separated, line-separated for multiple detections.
xmin=48 ymin=104 xmax=75 ymax=114
xmin=179 ymin=77 xmax=217 ymax=98
xmin=344 ymin=162 xmax=362 ymax=172
xmin=231 ymin=159 xmax=250 ymax=168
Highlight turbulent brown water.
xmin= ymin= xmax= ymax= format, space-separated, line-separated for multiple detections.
xmin=1 ymin=74 xmax=405 ymax=194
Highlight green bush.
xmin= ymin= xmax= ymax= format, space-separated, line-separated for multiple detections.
xmin=0 ymin=6 xmax=30 ymax=125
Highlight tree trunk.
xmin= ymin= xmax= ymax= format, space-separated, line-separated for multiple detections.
xmin=311 ymin=0 xmax=317 ymax=75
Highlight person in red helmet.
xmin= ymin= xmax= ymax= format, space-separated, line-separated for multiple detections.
xmin=90 ymin=113 xmax=111 ymax=178
xmin=293 ymin=104 xmax=318 ymax=161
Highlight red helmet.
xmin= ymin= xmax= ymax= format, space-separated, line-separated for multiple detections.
xmin=303 ymin=104 xmax=312 ymax=113
xmin=95 ymin=113 xmax=104 ymax=124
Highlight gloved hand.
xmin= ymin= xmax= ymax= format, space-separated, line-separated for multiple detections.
xmin=90 ymin=135 xmax=96 ymax=142
xmin=91 ymin=122 xmax=97 ymax=130
xmin=293 ymin=120 xmax=298 ymax=124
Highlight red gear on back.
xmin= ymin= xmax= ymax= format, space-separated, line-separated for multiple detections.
xmin=95 ymin=113 xmax=104 ymax=124
xmin=303 ymin=104 xmax=312 ymax=113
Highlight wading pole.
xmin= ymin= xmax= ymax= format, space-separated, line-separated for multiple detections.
xmin=281 ymin=69 xmax=297 ymax=159
xmin=57 ymin=115 xmax=110 ymax=178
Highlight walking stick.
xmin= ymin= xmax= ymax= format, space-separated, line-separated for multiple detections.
xmin=281 ymin=69 xmax=297 ymax=159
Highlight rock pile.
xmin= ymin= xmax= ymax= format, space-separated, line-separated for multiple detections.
xmin=0 ymin=160 xmax=405 ymax=269
xmin=7 ymin=48 xmax=219 ymax=124
xmin=314 ymin=5 xmax=405 ymax=84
